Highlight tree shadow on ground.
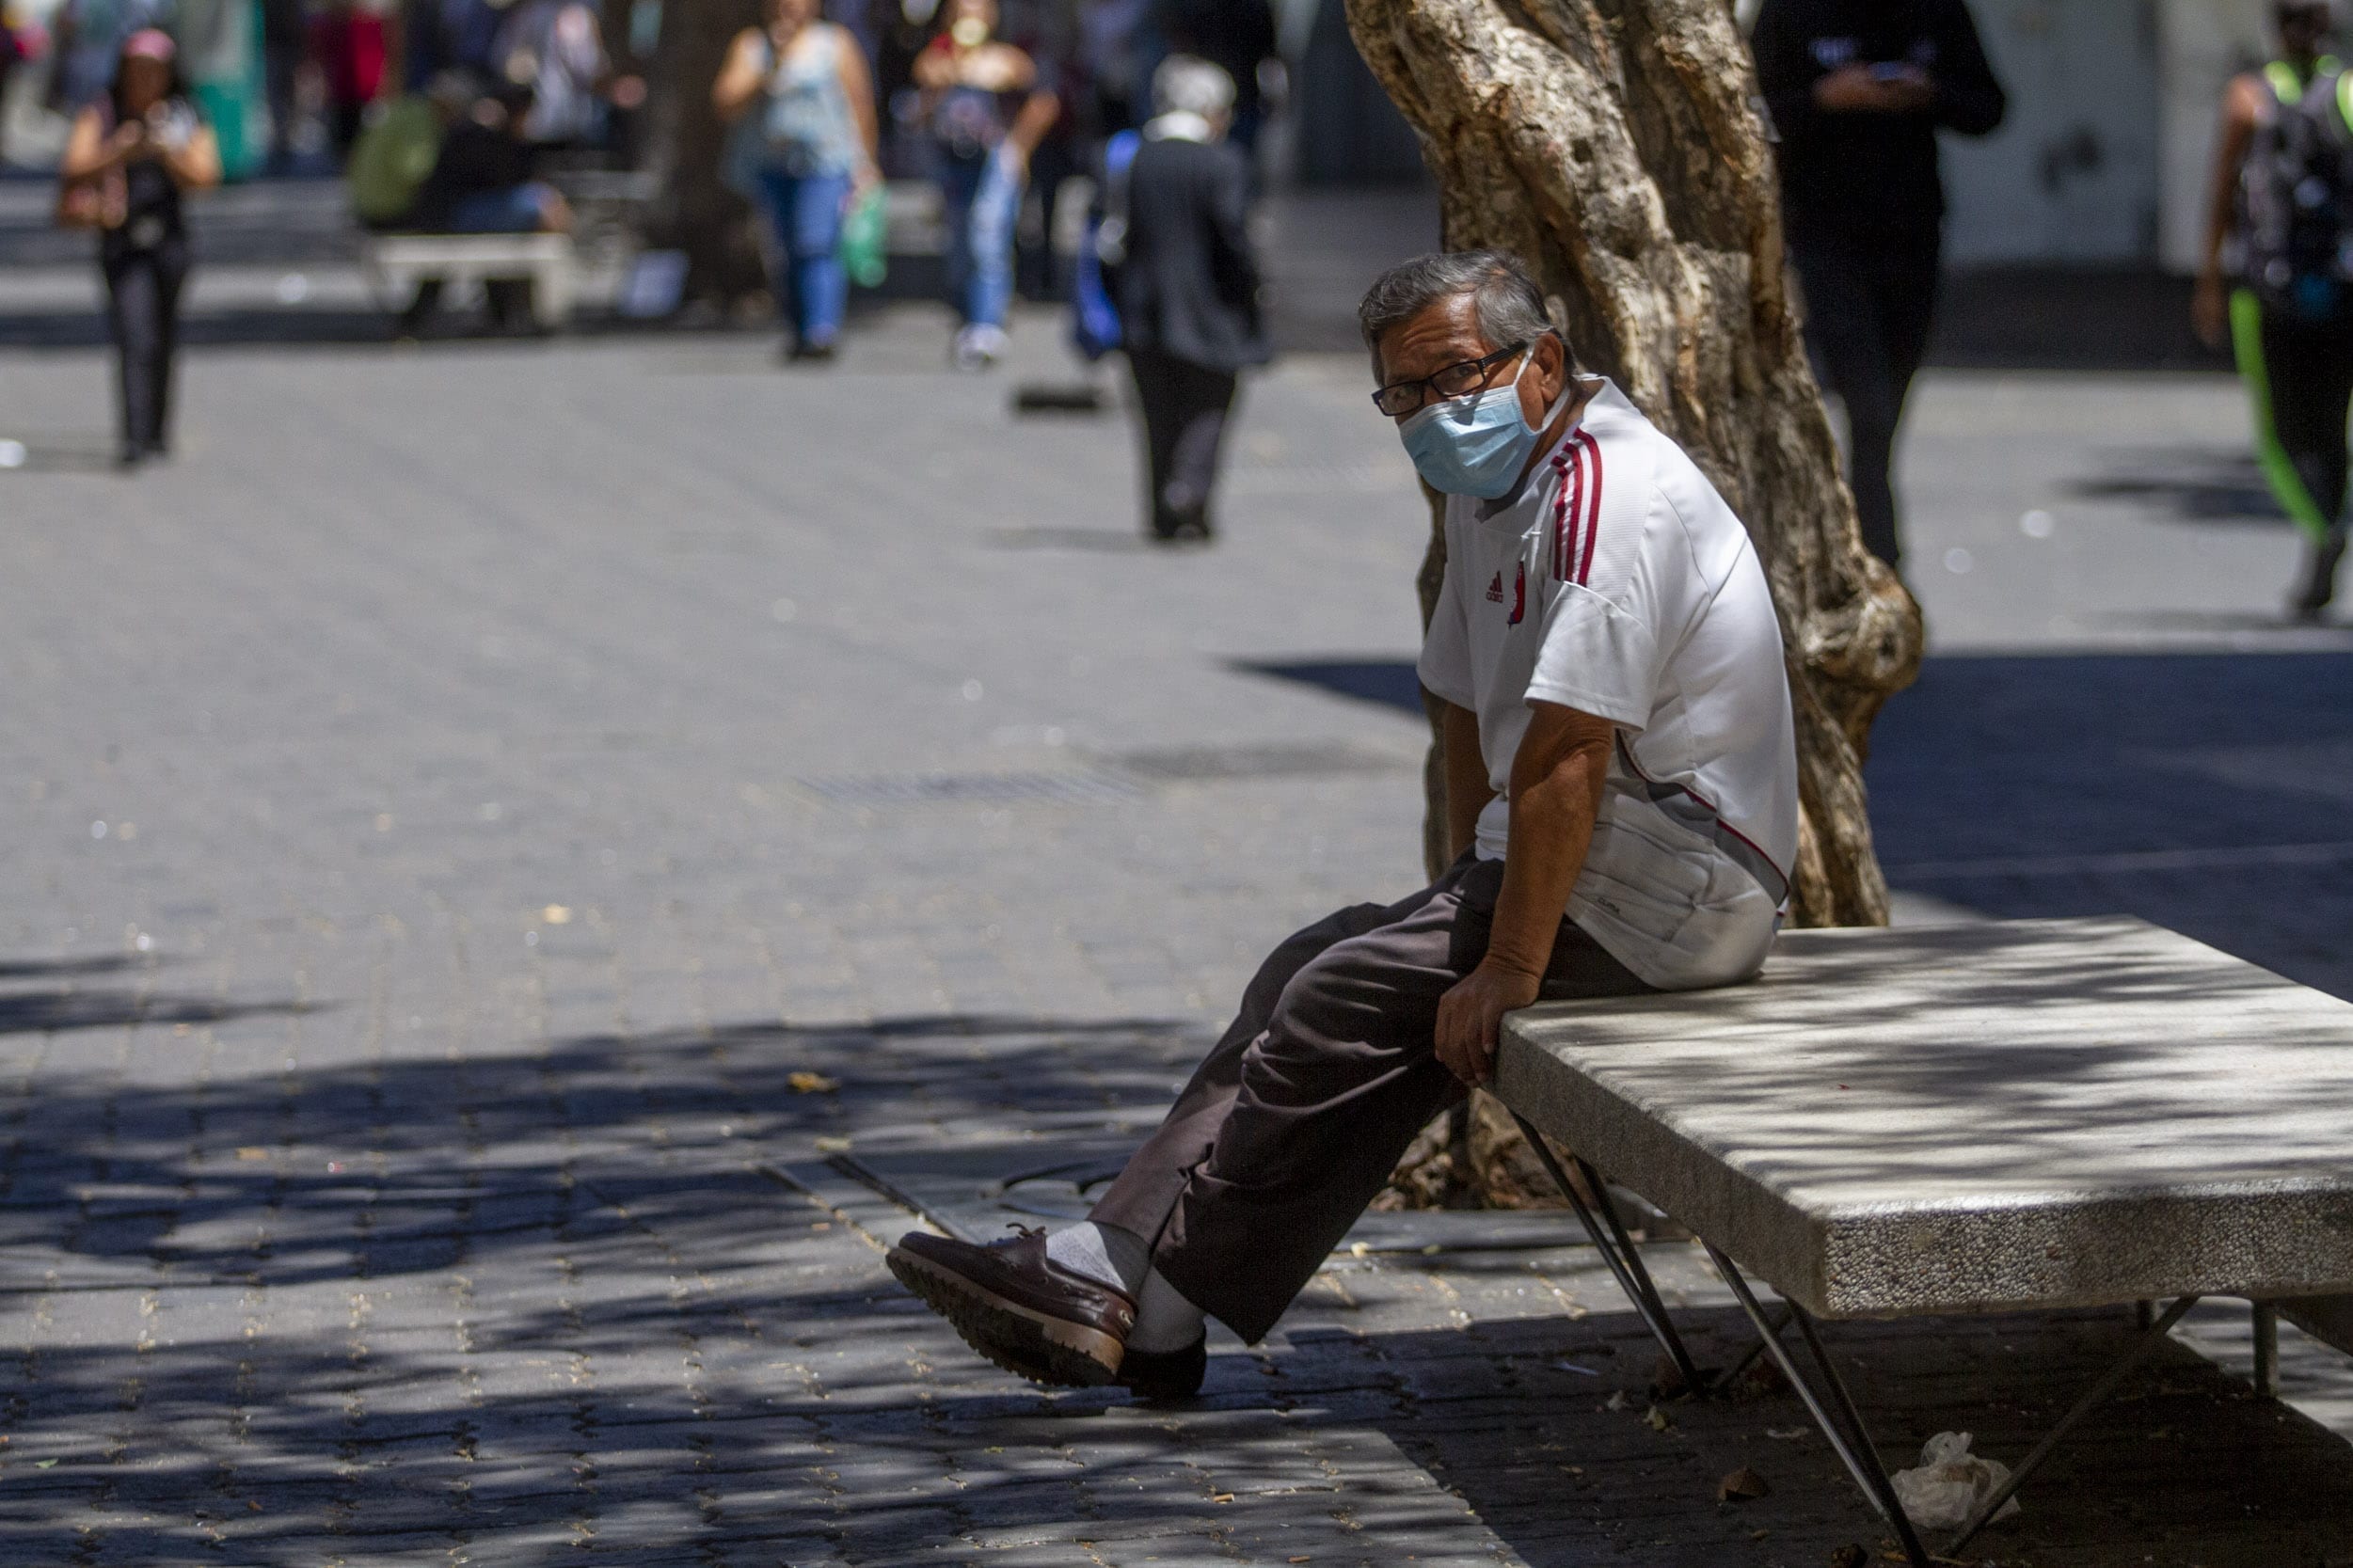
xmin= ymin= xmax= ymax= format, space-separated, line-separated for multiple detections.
xmin=2063 ymin=445 xmax=2286 ymax=525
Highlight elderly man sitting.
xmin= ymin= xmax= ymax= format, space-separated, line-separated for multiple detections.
xmin=889 ymin=249 xmax=1799 ymax=1397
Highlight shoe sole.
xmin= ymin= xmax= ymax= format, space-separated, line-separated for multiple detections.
xmin=886 ymin=1244 xmax=1124 ymax=1388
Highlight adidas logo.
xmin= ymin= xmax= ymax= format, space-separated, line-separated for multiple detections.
xmin=1486 ymin=572 xmax=1505 ymax=604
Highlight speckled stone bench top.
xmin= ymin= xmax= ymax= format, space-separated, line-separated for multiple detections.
xmin=1498 ymin=916 xmax=2353 ymax=1320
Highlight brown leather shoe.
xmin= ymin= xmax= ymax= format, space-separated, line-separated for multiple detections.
xmin=886 ymin=1227 xmax=1134 ymax=1387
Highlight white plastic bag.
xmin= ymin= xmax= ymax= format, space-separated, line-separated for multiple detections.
xmin=1889 ymin=1431 xmax=2022 ymax=1531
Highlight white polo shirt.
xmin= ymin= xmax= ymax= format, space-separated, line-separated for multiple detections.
xmin=1416 ymin=379 xmax=1800 ymax=991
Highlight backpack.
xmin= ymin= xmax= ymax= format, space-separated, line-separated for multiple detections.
xmin=1071 ymin=129 xmax=1140 ymax=360
xmin=2236 ymin=58 xmax=2353 ymax=322
xmin=347 ymin=96 xmax=445 ymax=226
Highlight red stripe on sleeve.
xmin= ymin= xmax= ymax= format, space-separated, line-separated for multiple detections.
xmin=1576 ymin=431 xmax=1604 ymax=586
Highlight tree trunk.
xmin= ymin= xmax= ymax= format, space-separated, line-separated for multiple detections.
xmin=642 ymin=0 xmax=769 ymax=309
xmin=1351 ymin=0 xmax=1923 ymax=1209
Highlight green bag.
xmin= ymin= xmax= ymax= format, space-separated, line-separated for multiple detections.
xmin=349 ymin=98 xmax=444 ymax=227
xmin=837 ymin=185 xmax=887 ymax=290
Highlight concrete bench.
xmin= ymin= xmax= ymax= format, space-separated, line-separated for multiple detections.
xmin=360 ymin=231 xmax=576 ymax=330
xmin=1495 ymin=915 xmax=2353 ymax=1565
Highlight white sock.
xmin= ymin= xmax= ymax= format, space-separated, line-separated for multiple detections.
xmin=1127 ymin=1267 xmax=1206 ymax=1354
xmin=1043 ymin=1220 xmax=1149 ymax=1296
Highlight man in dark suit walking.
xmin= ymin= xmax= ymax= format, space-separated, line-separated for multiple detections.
xmin=1115 ymin=55 xmax=1269 ymax=543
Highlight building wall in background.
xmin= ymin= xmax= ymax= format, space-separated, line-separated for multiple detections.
xmin=2156 ymin=0 xmax=2270 ymax=271
xmin=1941 ymin=0 xmax=2163 ymax=264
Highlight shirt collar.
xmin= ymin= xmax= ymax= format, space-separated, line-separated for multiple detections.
xmin=1144 ymin=110 xmax=1215 ymax=143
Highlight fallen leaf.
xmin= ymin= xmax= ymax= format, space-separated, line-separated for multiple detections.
xmin=540 ymin=905 xmax=572 ymax=926
xmin=813 ymin=1135 xmax=852 ymax=1153
xmin=788 ymin=1071 xmax=840 ymax=1094
xmin=1605 ymin=1389 xmax=1630 ymax=1411
xmin=1748 ymin=1528 xmax=1770 ymax=1541
xmin=1347 ymin=1242 xmax=1368 ymax=1258
xmin=34 ymin=1459 xmax=56 ymax=1469
xmin=1717 ymin=1466 xmax=1769 ymax=1501
xmin=234 ymin=1148 xmax=267 ymax=1162
xmin=247 ymin=1499 xmax=263 ymax=1512
xmin=1419 ymin=1243 xmax=1442 ymax=1255
xmin=1288 ymin=1558 xmax=1311 ymax=1564
xmin=1645 ymin=1403 xmax=1673 ymax=1432
xmin=1211 ymin=1492 xmax=1234 ymax=1503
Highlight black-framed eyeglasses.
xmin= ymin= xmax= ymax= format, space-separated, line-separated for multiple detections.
xmin=1370 ymin=341 xmax=1530 ymax=418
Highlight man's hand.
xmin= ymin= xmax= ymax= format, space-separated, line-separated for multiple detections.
xmin=1814 ymin=63 xmax=1935 ymax=114
xmin=1435 ymin=958 xmax=1542 ymax=1087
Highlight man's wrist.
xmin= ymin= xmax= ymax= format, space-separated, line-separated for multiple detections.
xmin=1478 ymin=950 xmax=1546 ymax=985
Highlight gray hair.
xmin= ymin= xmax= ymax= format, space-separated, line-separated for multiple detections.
xmin=1359 ymin=249 xmax=1562 ymax=378
xmin=1153 ymin=55 xmax=1235 ymax=119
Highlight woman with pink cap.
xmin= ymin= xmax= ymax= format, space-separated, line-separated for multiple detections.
xmin=56 ymin=28 xmax=220 ymax=469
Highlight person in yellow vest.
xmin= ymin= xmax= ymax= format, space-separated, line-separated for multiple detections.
xmin=2197 ymin=1 xmax=2353 ymax=618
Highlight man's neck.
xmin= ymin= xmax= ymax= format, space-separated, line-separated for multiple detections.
xmin=1514 ymin=376 xmax=1599 ymax=489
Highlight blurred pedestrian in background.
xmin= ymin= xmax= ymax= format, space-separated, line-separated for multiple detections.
xmin=56 ymin=27 xmax=221 ymax=467
xmin=715 ymin=0 xmax=879 ymax=363
xmin=0 ymin=7 xmax=24 ymax=167
xmin=312 ymin=0 xmax=391 ymax=157
xmin=49 ymin=0 xmax=174 ymax=116
xmin=1153 ymin=0 xmax=1273 ymax=155
xmin=2197 ymin=1 xmax=2353 ymax=619
xmin=1076 ymin=0 xmax=1150 ymax=136
xmin=914 ymin=0 xmax=1057 ymax=370
xmin=397 ymin=0 xmax=501 ymax=92
xmin=1751 ymin=0 xmax=2005 ymax=571
xmin=1114 ymin=54 xmax=1264 ymax=543
xmin=261 ymin=0 xmax=308 ymax=171
xmin=493 ymin=0 xmax=640 ymax=152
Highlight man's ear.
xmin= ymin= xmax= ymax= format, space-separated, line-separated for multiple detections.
xmin=1534 ymin=330 xmax=1567 ymax=399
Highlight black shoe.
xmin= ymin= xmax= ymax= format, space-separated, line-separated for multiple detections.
xmin=116 ymin=445 xmax=142 ymax=471
xmin=2295 ymin=535 xmax=2347 ymax=621
xmin=785 ymin=339 xmax=838 ymax=364
xmin=1117 ymin=1337 xmax=1206 ymax=1401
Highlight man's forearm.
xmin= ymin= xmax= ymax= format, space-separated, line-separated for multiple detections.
xmin=1486 ymin=736 xmax=1610 ymax=978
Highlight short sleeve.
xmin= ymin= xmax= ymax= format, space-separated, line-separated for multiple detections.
xmin=1417 ymin=545 xmax=1476 ymax=709
xmin=1525 ymin=583 xmax=1659 ymax=729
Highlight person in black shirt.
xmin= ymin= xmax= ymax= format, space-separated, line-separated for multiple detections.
xmin=57 ymin=28 xmax=221 ymax=468
xmin=1752 ymin=0 xmax=2005 ymax=569
xmin=1114 ymin=55 xmax=1268 ymax=542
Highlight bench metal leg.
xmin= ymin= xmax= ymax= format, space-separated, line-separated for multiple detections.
xmin=2252 ymin=1300 xmax=2280 ymax=1397
xmin=1944 ymin=1293 xmax=2199 ymax=1556
xmin=1705 ymin=1244 xmax=1932 ymax=1568
xmin=1510 ymin=1113 xmax=1704 ymax=1398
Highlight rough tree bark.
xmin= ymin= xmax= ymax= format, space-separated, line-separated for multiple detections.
xmin=642 ymin=0 xmax=770 ymax=309
xmin=1346 ymin=0 xmax=1924 ymax=1209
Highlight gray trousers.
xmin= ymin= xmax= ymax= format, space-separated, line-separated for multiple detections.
xmin=1089 ymin=854 xmax=1649 ymax=1342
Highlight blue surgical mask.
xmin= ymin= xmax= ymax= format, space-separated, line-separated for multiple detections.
xmin=1397 ymin=351 xmax=1570 ymax=499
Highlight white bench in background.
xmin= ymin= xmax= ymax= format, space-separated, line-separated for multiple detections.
xmin=361 ymin=231 xmax=576 ymax=330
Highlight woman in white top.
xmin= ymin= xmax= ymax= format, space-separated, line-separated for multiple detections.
xmin=715 ymin=0 xmax=881 ymax=362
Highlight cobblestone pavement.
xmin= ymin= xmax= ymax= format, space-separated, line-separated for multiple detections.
xmin=4 ymin=237 xmax=2353 ymax=1566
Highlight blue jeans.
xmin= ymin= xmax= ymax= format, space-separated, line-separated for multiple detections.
xmin=935 ymin=148 xmax=1022 ymax=329
xmin=446 ymin=182 xmax=558 ymax=234
xmin=755 ymin=166 xmax=851 ymax=347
